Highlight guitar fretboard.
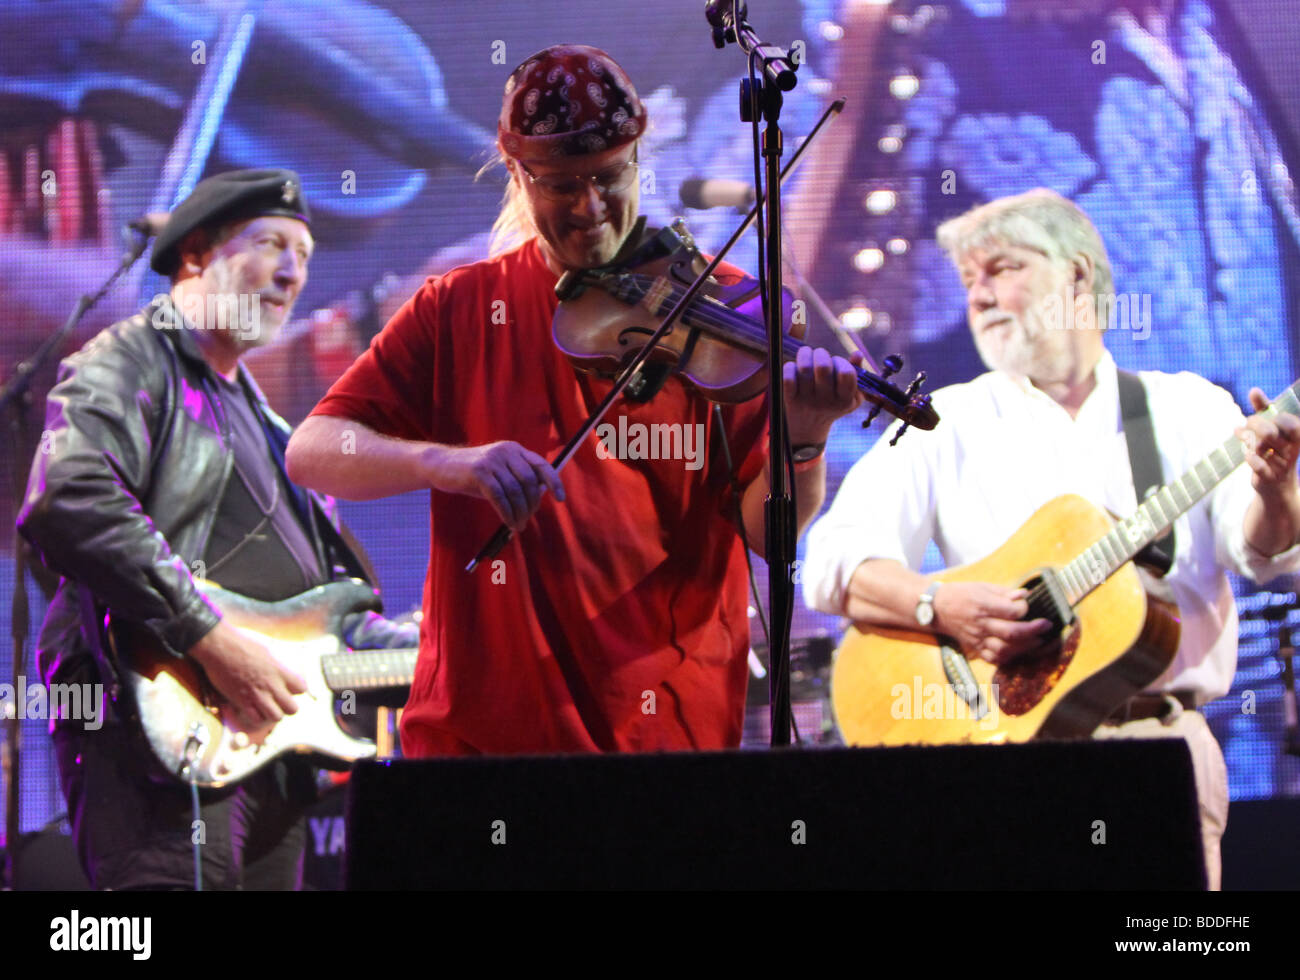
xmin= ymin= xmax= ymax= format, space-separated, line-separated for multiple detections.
xmin=1059 ymin=381 xmax=1300 ymax=606
xmin=321 ymin=648 xmax=418 ymax=693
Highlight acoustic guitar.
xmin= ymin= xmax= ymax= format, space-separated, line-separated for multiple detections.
xmin=831 ymin=382 xmax=1299 ymax=747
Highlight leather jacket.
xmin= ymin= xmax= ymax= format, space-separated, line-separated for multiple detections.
xmin=18 ymin=296 xmax=367 ymax=686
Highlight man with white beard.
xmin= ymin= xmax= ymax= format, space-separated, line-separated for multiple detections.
xmin=801 ymin=188 xmax=1300 ymax=889
xmin=19 ymin=169 xmax=407 ymax=890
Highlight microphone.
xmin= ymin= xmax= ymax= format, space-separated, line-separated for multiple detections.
xmin=705 ymin=0 xmax=748 ymax=47
xmin=125 ymin=213 xmax=170 ymax=237
xmin=680 ymin=177 xmax=756 ymax=212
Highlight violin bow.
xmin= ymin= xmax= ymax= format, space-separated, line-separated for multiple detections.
xmin=466 ymin=98 xmax=850 ymax=572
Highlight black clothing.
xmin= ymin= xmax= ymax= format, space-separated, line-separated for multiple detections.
xmin=203 ymin=373 xmax=325 ymax=602
xmin=19 ymin=296 xmax=362 ymax=688
xmin=149 ymin=168 xmax=310 ymax=276
xmin=18 ymin=296 xmax=370 ymax=890
xmin=53 ymin=724 xmax=314 ymax=891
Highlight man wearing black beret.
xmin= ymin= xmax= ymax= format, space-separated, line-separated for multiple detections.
xmin=18 ymin=168 xmax=397 ymax=889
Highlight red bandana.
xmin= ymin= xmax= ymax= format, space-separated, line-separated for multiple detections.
xmin=498 ymin=44 xmax=647 ymax=159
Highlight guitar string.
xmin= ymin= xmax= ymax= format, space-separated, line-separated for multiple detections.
xmin=965 ymin=390 xmax=1300 ymax=635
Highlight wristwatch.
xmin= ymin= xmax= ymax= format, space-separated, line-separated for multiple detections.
xmin=914 ymin=582 xmax=941 ymax=627
xmin=791 ymin=442 xmax=825 ymax=464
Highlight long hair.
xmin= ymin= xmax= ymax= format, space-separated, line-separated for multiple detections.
xmin=479 ymin=152 xmax=536 ymax=257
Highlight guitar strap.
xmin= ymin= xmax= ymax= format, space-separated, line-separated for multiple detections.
xmin=1117 ymin=369 xmax=1176 ymax=575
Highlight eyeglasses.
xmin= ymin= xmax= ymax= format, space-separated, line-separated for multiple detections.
xmin=516 ymin=158 xmax=639 ymax=202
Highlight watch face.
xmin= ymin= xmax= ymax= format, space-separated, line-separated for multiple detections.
xmin=916 ymin=600 xmax=934 ymax=627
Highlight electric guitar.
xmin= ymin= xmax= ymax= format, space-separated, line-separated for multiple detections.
xmin=113 ymin=579 xmax=417 ymax=787
xmin=831 ymin=381 xmax=1300 ymax=747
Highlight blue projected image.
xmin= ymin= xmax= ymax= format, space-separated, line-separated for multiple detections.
xmin=2 ymin=0 xmax=1299 ymax=860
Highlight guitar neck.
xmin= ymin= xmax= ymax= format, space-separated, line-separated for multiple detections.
xmin=320 ymin=648 xmax=418 ymax=693
xmin=1058 ymin=382 xmax=1300 ymax=605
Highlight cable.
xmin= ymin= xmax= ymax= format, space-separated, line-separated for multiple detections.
xmin=180 ymin=725 xmax=206 ymax=891
xmin=188 ymin=775 xmax=202 ymax=892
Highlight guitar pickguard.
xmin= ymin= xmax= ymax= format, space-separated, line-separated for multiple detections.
xmin=121 ymin=579 xmax=415 ymax=787
xmin=994 ymin=626 xmax=1080 ymax=716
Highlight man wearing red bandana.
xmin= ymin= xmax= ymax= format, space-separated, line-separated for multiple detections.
xmin=287 ymin=45 xmax=862 ymax=755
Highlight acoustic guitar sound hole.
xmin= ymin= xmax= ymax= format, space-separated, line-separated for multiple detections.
xmin=993 ymin=574 xmax=1078 ymax=715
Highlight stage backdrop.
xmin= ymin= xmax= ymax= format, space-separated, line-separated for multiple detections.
xmin=2 ymin=0 xmax=1298 ymax=839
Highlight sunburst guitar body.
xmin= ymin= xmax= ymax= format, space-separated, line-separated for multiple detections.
xmin=113 ymin=579 xmax=416 ymax=787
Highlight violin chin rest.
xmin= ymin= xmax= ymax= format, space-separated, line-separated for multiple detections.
xmin=554 ymin=270 xmax=587 ymax=301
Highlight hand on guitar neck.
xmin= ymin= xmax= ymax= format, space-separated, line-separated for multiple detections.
xmin=846 ymin=558 xmax=1053 ymax=665
xmin=1238 ymin=387 xmax=1300 ymax=557
xmin=187 ymin=621 xmax=309 ymax=730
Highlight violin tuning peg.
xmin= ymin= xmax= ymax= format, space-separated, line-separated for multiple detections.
xmin=889 ymin=421 xmax=912 ymax=447
xmin=881 ymin=354 xmax=904 ymax=379
xmin=903 ymin=371 xmax=927 ymax=396
xmin=862 ymin=404 xmax=883 ymax=429
xmin=670 ymin=218 xmax=702 ymax=259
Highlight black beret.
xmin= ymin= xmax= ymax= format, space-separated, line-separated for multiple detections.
xmin=150 ymin=168 xmax=311 ymax=276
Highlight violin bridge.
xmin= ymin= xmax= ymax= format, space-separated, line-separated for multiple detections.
xmin=640 ymin=275 xmax=674 ymax=318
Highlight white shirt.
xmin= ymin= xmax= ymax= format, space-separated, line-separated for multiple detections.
xmin=802 ymin=351 xmax=1300 ymax=702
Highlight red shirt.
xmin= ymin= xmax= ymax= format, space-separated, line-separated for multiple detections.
xmin=311 ymin=238 xmax=769 ymax=755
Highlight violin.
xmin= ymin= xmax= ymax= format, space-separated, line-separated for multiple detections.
xmin=552 ymin=222 xmax=938 ymax=431
xmin=468 ymin=221 xmax=938 ymax=572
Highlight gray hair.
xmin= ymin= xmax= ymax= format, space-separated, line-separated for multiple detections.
xmin=935 ymin=188 xmax=1114 ymax=302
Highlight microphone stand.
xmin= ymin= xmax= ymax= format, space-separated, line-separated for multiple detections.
xmin=709 ymin=0 xmax=802 ymax=747
xmin=0 ymin=227 xmax=153 ymax=888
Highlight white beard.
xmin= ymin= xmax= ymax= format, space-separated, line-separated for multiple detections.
xmin=973 ymin=308 xmax=1073 ymax=383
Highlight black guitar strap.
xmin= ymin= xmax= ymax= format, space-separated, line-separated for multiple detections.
xmin=1117 ymin=369 xmax=1176 ymax=575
